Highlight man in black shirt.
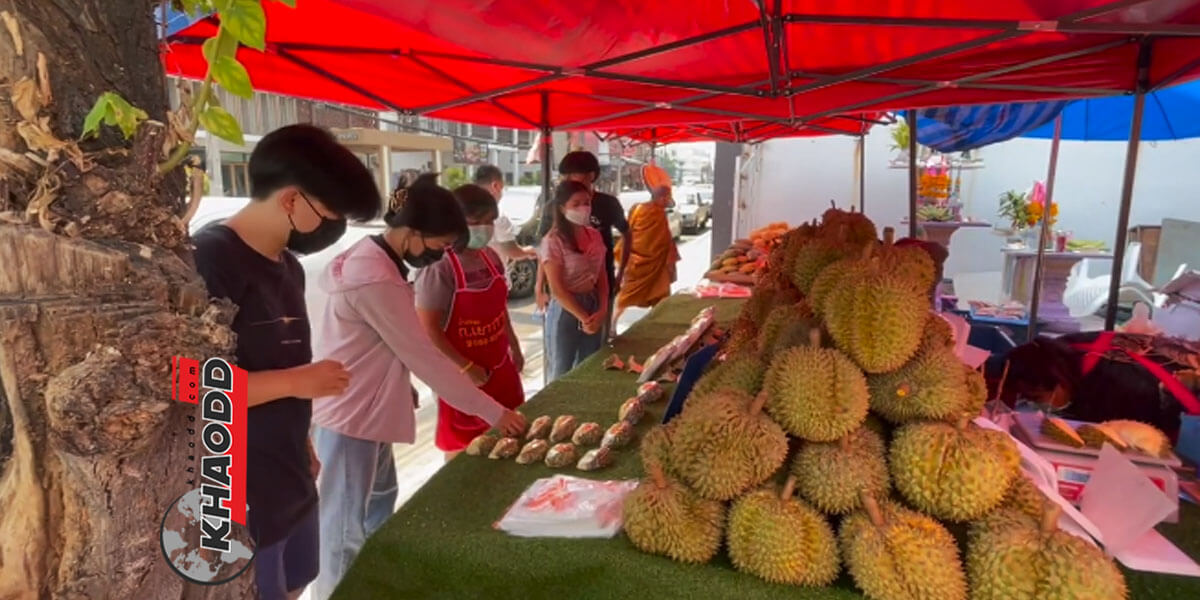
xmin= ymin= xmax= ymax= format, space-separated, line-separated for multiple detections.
xmin=535 ymin=151 xmax=630 ymax=340
xmin=191 ymin=124 xmax=380 ymax=600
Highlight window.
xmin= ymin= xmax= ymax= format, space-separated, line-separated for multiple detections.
xmin=220 ymin=152 xmax=251 ymax=197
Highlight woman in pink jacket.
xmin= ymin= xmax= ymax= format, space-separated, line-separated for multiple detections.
xmin=309 ymin=175 xmax=526 ymax=599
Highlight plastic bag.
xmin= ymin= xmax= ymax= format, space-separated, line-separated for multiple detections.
xmin=495 ymin=475 xmax=639 ymax=538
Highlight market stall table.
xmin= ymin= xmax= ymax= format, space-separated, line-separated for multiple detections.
xmin=331 ymin=295 xmax=1200 ymax=599
xmin=1003 ymin=249 xmax=1113 ymax=332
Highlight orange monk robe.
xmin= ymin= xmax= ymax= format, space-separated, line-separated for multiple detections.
xmin=615 ymin=202 xmax=680 ymax=310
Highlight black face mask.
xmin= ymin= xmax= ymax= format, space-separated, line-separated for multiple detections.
xmin=404 ymin=235 xmax=444 ymax=268
xmin=287 ymin=194 xmax=346 ymax=255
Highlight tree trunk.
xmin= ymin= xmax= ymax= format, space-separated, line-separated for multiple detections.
xmin=0 ymin=1 xmax=252 ymax=597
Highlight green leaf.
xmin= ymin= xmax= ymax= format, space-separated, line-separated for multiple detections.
xmin=198 ymin=105 xmax=244 ymax=146
xmin=81 ymin=92 xmax=147 ymax=140
xmin=202 ymin=37 xmax=219 ymax=63
xmin=220 ymin=0 xmax=267 ymax=51
xmin=81 ymin=95 xmax=112 ymax=140
xmin=211 ymin=55 xmax=254 ymax=99
xmin=273 ymin=0 xmax=297 ymax=6
xmin=174 ymin=0 xmax=215 ymax=17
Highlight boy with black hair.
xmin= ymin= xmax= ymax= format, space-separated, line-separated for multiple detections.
xmin=474 ymin=164 xmax=536 ymax=263
xmin=534 ymin=151 xmax=630 ymax=340
xmin=191 ymin=124 xmax=381 ymax=600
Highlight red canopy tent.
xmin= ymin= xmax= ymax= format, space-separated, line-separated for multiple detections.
xmin=164 ymin=0 xmax=1200 ymax=136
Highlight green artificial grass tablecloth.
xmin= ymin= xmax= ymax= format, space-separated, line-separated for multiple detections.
xmin=333 ymin=295 xmax=1200 ymax=600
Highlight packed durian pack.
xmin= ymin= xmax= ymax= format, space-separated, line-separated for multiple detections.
xmin=622 ymin=207 xmax=1129 ymax=600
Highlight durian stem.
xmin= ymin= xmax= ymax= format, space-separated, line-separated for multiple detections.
xmin=860 ymin=242 xmax=875 ymax=260
xmin=995 ymin=359 xmax=1011 ymax=405
xmin=956 ymin=415 xmax=970 ymax=431
xmin=781 ymin=476 xmax=797 ymax=500
xmin=808 ymin=329 xmax=822 ymax=348
xmin=861 ymin=492 xmax=885 ymax=527
xmin=830 ymin=200 xmax=837 ymax=209
xmin=648 ymin=462 xmax=667 ymax=489
xmin=839 ymin=435 xmax=852 ymax=452
xmin=1040 ymin=501 xmax=1063 ymax=534
xmin=749 ymin=391 xmax=769 ymax=416
xmin=883 ymin=227 xmax=895 ymax=246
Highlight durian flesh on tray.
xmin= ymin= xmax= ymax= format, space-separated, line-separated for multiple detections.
xmin=620 ymin=207 xmax=1129 ymax=600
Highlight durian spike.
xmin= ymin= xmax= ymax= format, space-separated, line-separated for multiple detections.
xmin=749 ymin=391 xmax=769 ymax=417
xmin=781 ymin=475 xmax=797 ymax=501
xmin=1040 ymin=500 xmax=1063 ymax=534
xmin=860 ymin=492 xmax=886 ymax=528
xmin=808 ymin=328 xmax=822 ymax=347
xmin=883 ymin=226 xmax=895 ymax=246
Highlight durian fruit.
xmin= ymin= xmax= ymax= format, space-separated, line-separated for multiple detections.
xmin=920 ymin=313 xmax=956 ymax=352
xmin=819 ymin=205 xmax=878 ymax=245
xmin=639 ymin=421 xmax=677 ymax=477
xmin=1077 ymin=423 xmax=1129 ymax=451
xmin=755 ymin=302 xmax=813 ymax=356
xmin=998 ymin=474 xmax=1046 ymax=520
xmin=890 ymin=417 xmax=1021 ymax=521
xmin=962 ymin=365 xmax=988 ymax=418
xmin=1041 ymin=416 xmax=1085 ymax=448
xmin=792 ymin=428 xmax=890 ymax=515
xmin=1102 ymin=419 xmax=1172 ymax=458
xmin=727 ymin=476 xmax=840 ymax=586
xmin=867 ymin=345 xmax=970 ymax=424
xmin=691 ymin=353 xmax=766 ymax=398
xmin=762 ymin=309 xmax=822 ymax=355
xmin=840 ymin=493 xmax=968 ymax=600
xmin=967 ymin=503 xmax=1127 ymax=600
xmin=791 ymin=237 xmax=852 ymax=295
xmin=668 ymin=390 xmax=788 ymax=501
xmin=622 ymin=462 xmax=725 ymax=564
xmin=825 ymin=260 xmax=929 ymax=374
xmin=763 ymin=330 xmax=869 ymax=442
xmin=875 ymin=227 xmax=936 ymax=294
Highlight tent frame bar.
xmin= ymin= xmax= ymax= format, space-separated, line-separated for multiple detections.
xmin=794 ymin=38 xmax=1128 ymax=125
xmin=1104 ymin=37 xmax=1153 ymax=330
xmin=782 ymin=11 xmax=1200 ymax=37
xmin=789 ymin=71 xmax=1121 ymax=96
xmin=1028 ymin=114 xmax=1065 ymax=341
xmin=407 ymin=54 xmax=540 ymax=128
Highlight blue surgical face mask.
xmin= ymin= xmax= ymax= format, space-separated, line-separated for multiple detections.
xmin=467 ymin=225 xmax=494 ymax=250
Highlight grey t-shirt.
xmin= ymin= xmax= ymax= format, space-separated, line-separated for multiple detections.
xmin=413 ymin=248 xmax=505 ymax=328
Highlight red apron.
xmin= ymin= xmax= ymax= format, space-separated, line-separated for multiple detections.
xmin=435 ymin=249 xmax=525 ymax=451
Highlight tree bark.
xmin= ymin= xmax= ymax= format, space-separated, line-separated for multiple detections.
xmin=0 ymin=1 xmax=253 ymax=597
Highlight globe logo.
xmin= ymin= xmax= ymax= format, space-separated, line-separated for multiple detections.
xmin=159 ymin=488 xmax=256 ymax=584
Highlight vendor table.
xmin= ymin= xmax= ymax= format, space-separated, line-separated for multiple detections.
xmin=1002 ymin=249 xmax=1113 ymax=332
xmin=333 ymin=295 xmax=1200 ymax=600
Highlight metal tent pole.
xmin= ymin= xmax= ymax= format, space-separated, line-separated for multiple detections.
xmin=539 ymin=91 xmax=553 ymax=385
xmin=1105 ymin=40 xmax=1151 ymax=330
xmin=1027 ymin=114 xmax=1064 ymax=342
xmin=906 ymin=110 xmax=918 ymax=238
xmin=858 ymin=130 xmax=866 ymax=212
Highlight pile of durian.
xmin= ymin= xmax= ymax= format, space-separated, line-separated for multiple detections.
xmin=622 ymin=207 xmax=1129 ymax=600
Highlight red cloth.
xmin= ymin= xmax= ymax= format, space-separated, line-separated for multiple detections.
xmin=162 ymin=1 xmax=1200 ymax=132
xmin=434 ymin=250 xmax=524 ymax=451
xmin=1073 ymin=331 xmax=1200 ymax=415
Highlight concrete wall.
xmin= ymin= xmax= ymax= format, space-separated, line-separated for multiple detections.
xmin=737 ymin=127 xmax=1200 ymax=282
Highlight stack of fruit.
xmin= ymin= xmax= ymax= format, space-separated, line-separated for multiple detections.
xmin=707 ymin=222 xmax=790 ymax=282
xmin=623 ymin=208 xmax=1129 ymax=599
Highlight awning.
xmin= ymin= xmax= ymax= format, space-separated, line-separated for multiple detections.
xmin=603 ymin=113 xmax=885 ymax=144
xmin=162 ymin=1 xmax=1200 ymax=135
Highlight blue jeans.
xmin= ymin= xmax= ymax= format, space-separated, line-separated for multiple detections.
xmin=545 ymin=292 xmax=603 ymax=383
xmin=311 ymin=426 xmax=398 ymax=600
xmin=253 ymin=504 xmax=319 ymax=600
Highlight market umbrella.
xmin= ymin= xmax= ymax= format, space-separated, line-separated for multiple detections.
xmin=915 ymin=75 xmax=1200 ymax=332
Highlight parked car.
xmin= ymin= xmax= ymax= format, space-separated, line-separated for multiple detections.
xmin=499 ymin=186 xmax=541 ymax=299
xmin=675 ymin=186 xmax=712 ymax=234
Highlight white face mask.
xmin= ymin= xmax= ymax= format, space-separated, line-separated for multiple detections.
xmin=565 ymin=206 xmax=591 ymax=226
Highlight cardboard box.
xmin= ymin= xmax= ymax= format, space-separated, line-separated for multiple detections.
xmin=1011 ymin=412 xmax=1182 ymax=523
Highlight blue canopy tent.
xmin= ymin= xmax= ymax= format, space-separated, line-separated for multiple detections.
xmin=911 ymin=75 xmax=1200 ymax=334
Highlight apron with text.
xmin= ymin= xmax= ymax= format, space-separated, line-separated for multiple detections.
xmin=435 ymin=249 xmax=525 ymax=451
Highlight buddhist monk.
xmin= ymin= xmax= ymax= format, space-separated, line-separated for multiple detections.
xmin=613 ymin=184 xmax=680 ymax=325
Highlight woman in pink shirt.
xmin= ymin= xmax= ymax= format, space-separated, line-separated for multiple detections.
xmin=309 ymin=175 xmax=525 ymax=599
xmin=540 ymin=180 xmax=609 ymax=382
